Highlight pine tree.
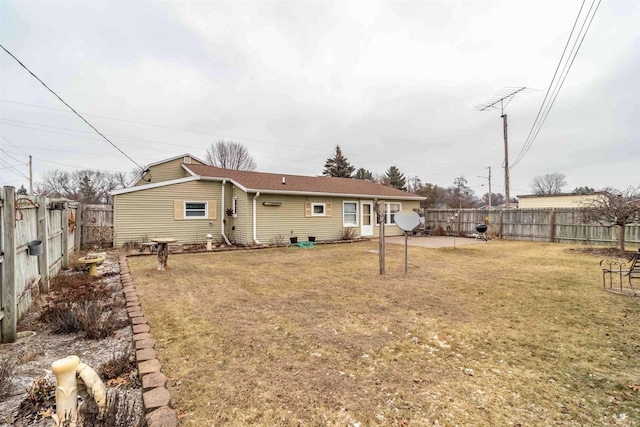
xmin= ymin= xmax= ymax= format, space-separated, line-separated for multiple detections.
xmin=384 ymin=166 xmax=406 ymax=190
xmin=354 ymin=168 xmax=374 ymax=181
xmin=323 ymin=145 xmax=355 ymax=178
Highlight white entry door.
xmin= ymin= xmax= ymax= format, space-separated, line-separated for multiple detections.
xmin=361 ymin=201 xmax=374 ymax=236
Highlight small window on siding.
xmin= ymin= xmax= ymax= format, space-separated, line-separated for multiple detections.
xmin=232 ymin=196 xmax=238 ymax=217
xmin=184 ymin=156 xmax=192 ymax=164
xmin=343 ymin=201 xmax=358 ymax=227
xmin=184 ymin=201 xmax=207 ymax=218
xmin=311 ymin=203 xmax=326 ymax=217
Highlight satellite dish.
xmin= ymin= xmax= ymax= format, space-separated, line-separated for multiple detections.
xmin=394 ymin=210 xmax=421 ymax=231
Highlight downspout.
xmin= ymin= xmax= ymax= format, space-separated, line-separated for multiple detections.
xmin=220 ymin=180 xmax=231 ymax=246
xmin=253 ymin=192 xmax=261 ymax=245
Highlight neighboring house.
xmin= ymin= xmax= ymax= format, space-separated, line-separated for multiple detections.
xmin=517 ymin=193 xmax=606 ymax=209
xmin=111 ymin=154 xmax=425 ymax=247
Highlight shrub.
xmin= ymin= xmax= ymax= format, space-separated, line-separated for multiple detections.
xmin=271 ymin=235 xmax=285 ymax=246
xmin=16 ymin=376 xmax=56 ymax=421
xmin=99 ymin=353 xmax=136 ymax=382
xmin=339 ymin=227 xmax=357 ymax=241
xmin=433 ymin=225 xmax=446 ymax=236
xmin=39 ymin=301 xmax=120 ymax=339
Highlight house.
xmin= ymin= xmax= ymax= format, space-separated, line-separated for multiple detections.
xmin=517 ymin=193 xmax=606 ymax=209
xmin=111 ymin=154 xmax=425 ymax=247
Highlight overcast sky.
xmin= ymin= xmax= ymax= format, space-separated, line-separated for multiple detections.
xmin=1 ymin=0 xmax=638 ymax=198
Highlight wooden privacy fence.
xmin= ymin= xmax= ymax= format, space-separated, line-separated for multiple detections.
xmin=81 ymin=204 xmax=113 ymax=248
xmin=422 ymin=208 xmax=640 ymax=246
xmin=0 ymin=186 xmax=78 ymax=343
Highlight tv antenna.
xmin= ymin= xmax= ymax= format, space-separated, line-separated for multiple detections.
xmin=476 ymin=87 xmax=533 ymax=208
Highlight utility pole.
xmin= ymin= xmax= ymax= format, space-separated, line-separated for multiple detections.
xmin=29 ymin=155 xmax=33 ymax=195
xmin=502 ymin=110 xmax=509 ymax=208
xmin=476 ymin=87 xmax=531 ymax=209
xmin=478 ymin=167 xmax=492 ymax=208
xmin=488 ymin=166 xmax=492 ymax=208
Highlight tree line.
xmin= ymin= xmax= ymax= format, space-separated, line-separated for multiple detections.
xmin=322 ymin=145 xmax=505 ymax=209
xmin=29 ymin=141 xmax=638 ymax=252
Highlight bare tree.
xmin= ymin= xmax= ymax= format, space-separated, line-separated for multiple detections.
xmin=35 ymin=169 xmax=129 ymax=204
xmin=581 ymin=186 xmax=640 ymax=254
xmin=530 ymin=172 xmax=567 ymax=195
xmin=205 ymin=140 xmax=257 ymax=171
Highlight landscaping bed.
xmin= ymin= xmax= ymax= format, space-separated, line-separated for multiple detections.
xmin=0 ymin=253 xmax=142 ymax=426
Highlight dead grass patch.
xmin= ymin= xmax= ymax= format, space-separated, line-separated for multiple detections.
xmin=129 ymin=241 xmax=640 ymax=425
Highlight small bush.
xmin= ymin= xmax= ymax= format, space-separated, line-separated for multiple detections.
xmin=433 ymin=225 xmax=446 ymax=236
xmin=40 ymin=303 xmax=78 ymax=334
xmin=15 ymin=376 xmax=56 ymax=421
xmin=122 ymin=240 xmax=140 ymax=250
xmin=76 ymin=303 xmax=117 ymax=340
xmin=339 ymin=227 xmax=357 ymax=241
xmin=271 ymin=235 xmax=285 ymax=246
xmin=487 ymin=227 xmax=499 ymax=240
xmin=0 ymin=354 xmax=17 ymax=399
xmin=99 ymin=353 xmax=136 ymax=382
xmin=40 ymin=301 xmax=118 ymax=339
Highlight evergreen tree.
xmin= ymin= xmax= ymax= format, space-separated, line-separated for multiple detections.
xmin=354 ymin=168 xmax=374 ymax=181
xmin=323 ymin=145 xmax=355 ymax=178
xmin=17 ymin=185 xmax=28 ymax=195
xmin=384 ymin=166 xmax=406 ymax=190
xmin=573 ymin=186 xmax=595 ymax=195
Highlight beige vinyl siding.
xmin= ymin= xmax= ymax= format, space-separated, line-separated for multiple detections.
xmin=253 ymin=195 xmax=421 ymax=243
xmin=228 ymin=186 xmax=251 ymax=245
xmin=518 ymin=194 xmax=603 ymax=209
xmin=255 ymin=195 xmax=342 ymax=243
xmin=134 ymin=157 xmax=203 ymax=186
xmin=113 ymin=180 xmax=221 ymax=246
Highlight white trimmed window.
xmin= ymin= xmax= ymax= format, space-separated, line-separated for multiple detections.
xmin=376 ymin=202 xmax=402 ymax=225
xmin=343 ymin=201 xmax=358 ymax=227
xmin=311 ymin=202 xmax=326 ymax=217
xmin=387 ymin=202 xmax=401 ymax=225
xmin=184 ymin=201 xmax=207 ymax=218
xmin=232 ymin=196 xmax=238 ymax=217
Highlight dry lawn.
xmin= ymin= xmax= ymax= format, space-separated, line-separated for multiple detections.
xmin=128 ymin=241 xmax=640 ymax=426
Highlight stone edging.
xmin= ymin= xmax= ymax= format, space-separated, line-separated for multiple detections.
xmin=119 ymin=255 xmax=179 ymax=427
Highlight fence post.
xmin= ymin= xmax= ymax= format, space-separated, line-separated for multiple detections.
xmin=1 ymin=186 xmax=17 ymax=343
xmin=549 ymin=209 xmax=555 ymax=243
xmin=499 ymin=210 xmax=504 ymax=239
xmin=61 ymin=202 xmax=69 ymax=269
xmin=74 ymin=203 xmax=82 ymax=252
xmin=36 ymin=196 xmax=50 ymax=293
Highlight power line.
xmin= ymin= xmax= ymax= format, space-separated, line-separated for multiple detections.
xmin=0 ymin=44 xmax=147 ymax=173
xmin=0 ymin=134 xmax=29 ymax=156
xmin=32 ymin=157 xmax=132 ymax=174
xmin=511 ymin=0 xmax=601 ymax=168
xmin=1 ymin=99 xmax=483 ymax=169
xmin=0 ymin=147 xmax=28 ymax=164
xmin=0 ymin=156 xmax=29 ymax=179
